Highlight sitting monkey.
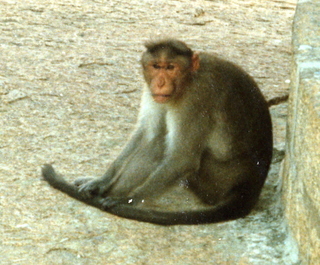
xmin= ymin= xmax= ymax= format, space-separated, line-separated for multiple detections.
xmin=42 ymin=39 xmax=273 ymax=225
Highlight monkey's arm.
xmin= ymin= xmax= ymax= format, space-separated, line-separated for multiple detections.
xmin=78 ymin=128 xmax=144 ymax=197
xmin=79 ymin=92 xmax=166 ymax=198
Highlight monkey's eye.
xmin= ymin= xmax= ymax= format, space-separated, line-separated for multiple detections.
xmin=153 ymin=64 xmax=161 ymax=69
xmin=166 ymin=65 xmax=175 ymax=70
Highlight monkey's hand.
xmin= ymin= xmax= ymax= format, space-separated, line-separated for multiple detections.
xmin=74 ymin=177 xmax=95 ymax=187
xmin=78 ymin=179 xmax=112 ymax=199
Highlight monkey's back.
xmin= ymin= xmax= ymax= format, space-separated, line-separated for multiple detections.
xmin=196 ymin=53 xmax=273 ymax=174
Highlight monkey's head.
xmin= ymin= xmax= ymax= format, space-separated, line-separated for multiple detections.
xmin=141 ymin=39 xmax=200 ymax=104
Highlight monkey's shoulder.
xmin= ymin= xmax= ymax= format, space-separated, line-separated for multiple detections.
xmin=198 ymin=52 xmax=251 ymax=77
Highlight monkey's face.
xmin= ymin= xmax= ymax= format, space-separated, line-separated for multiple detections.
xmin=141 ymin=47 xmax=200 ymax=104
xmin=145 ymin=60 xmax=184 ymax=104
xmin=142 ymin=55 xmax=195 ymax=104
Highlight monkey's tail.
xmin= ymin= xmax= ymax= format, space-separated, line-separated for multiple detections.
xmin=106 ymin=192 xmax=250 ymax=225
xmin=42 ymin=164 xmax=248 ymax=225
xmin=106 ymin=200 xmax=247 ymax=225
xmin=267 ymin=94 xmax=289 ymax=107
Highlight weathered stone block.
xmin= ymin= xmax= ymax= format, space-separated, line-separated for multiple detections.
xmin=282 ymin=0 xmax=320 ymax=264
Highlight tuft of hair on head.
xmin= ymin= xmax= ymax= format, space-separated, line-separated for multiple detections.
xmin=144 ymin=39 xmax=193 ymax=58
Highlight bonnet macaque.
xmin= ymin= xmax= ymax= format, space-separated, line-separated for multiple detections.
xmin=42 ymin=39 xmax=273 ymax=225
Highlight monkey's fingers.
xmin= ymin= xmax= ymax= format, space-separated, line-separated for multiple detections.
xmin=74 ymin=177 xmax=95 ymax=187
xmin=77 ymin=180 xmax=102 ymax=199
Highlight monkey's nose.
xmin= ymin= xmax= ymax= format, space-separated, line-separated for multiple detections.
xmin=157 ymin=77 xmax=165 ymax=88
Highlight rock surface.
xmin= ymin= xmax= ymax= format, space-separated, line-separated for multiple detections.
xmin=0 ymin=0 xmax=297 ymax=264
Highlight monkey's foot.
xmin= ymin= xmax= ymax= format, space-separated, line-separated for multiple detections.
xmin=101 ymin=197 xmax=135 ymax=209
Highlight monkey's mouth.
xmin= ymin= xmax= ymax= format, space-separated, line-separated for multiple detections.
xmin=152 ymin=94 xmax=171 ymax=103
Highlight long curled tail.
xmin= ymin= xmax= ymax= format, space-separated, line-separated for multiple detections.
xmin=42 ymin=164 xmax=247 ymax=225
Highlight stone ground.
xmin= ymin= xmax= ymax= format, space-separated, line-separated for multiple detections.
xmin=0 ymin=0 xmax=298 ymax=264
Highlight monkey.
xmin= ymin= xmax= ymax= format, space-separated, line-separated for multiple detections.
xmin=42 ymin=39 xmax=273 ymax=225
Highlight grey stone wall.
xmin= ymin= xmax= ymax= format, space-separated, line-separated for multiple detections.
xmin=282 ymin=0 xmax=320 ymax=264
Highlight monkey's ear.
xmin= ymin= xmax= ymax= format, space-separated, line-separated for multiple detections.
xmin=191 ymin=53 xmax=200 ymax=72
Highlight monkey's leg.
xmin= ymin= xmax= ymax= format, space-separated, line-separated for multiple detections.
xmin=191 ymin=153 xmax=266 ymax=217
xmin=102 ymin=115 xmax=208 ymax=207
xmin=101 ymin=155 xmax=199 ymax=208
